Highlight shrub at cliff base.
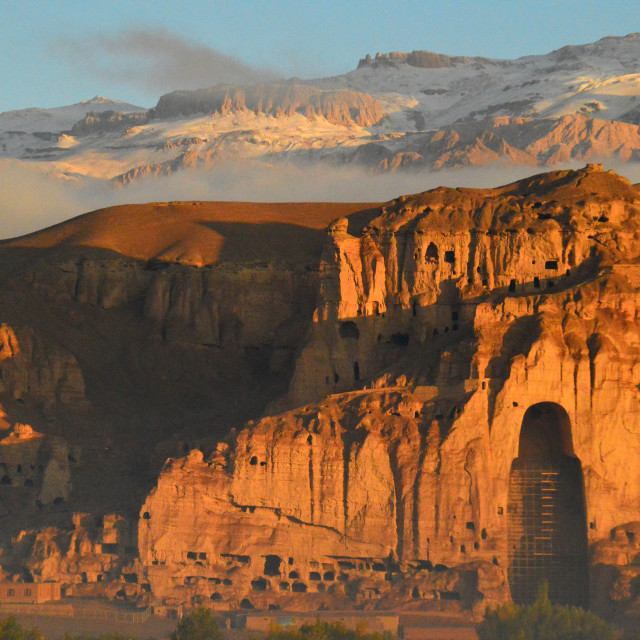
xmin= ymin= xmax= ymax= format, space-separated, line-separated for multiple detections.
xmin=61 ymin=635 xmax=135 ymax=640
xmin=265 ymin=620 xmax=393 ymax=640
xmin=476 ymin=582 xmax=629 ymax=640
xmin=0 ymin=617 xmax=42 ymax=640
xmin=171 ymin=608 xmax=224 ymax=640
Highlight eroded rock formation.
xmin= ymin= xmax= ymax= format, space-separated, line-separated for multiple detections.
xmin=151 ymin=84 xmax=383 ymax=128
xmin=138 ymin=165 xmax=640 ymax=620
xmin=1 ymin=166 xmax=639 ymax=622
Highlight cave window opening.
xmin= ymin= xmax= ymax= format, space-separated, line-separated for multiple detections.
xmin=509 ymin=279 xmax=516 ymax=292
xmin=547 ymin=280 xmax=554 ymax=288
xmin=452 ymin=311 xmax=459 ymax=321
xmin=354 ymin=362 xmax=360 ymax=381
xmin=249 ymin=456 xmax=258 ymax=466
xmin=339 ymin=321 xmax=360 ymax=340
xmin=507 ymin=402 xmax=588 ymax=608
xmin=545 ymin=260 xmax=558 ymax=270
xmin=482 ymin=278 xmax=489 ymax=287
xmin=334 ymin=373 xmax=340 ymax=383
xmin=263 ymin=555 xmax=282 ymax=577
xmin=291 ymin=582 xmax=307 ymax=593
xmin=444 ymin=250 xmax=455 ymax=264
xmin=534 ymin=277 xmax=540 ymax=288
xmin=426 ymin=243 xmax=439 ymax=262
xmin=412 ymin=301 xmax=417 ymax=317
xmin=390 ymin=333 xmax=410 ymax=346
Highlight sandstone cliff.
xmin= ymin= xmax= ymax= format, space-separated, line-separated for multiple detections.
xmin=2 ymin=167 xmax=640 ymax=622
xmin=138 ymin=165 xmax=640 ymax=621
xmin=0 ymin=200 xmax=371 ymax=544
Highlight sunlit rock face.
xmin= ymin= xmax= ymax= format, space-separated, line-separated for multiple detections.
xmin=139 ymin=165 xmax=640 ymax=618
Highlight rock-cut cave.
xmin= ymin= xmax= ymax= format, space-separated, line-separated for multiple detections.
xmin=507 ymin=403 xmax=588 ymax=607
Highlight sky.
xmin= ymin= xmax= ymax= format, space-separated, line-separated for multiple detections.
xmin=1 ymin=0 xmax=640 ymax=113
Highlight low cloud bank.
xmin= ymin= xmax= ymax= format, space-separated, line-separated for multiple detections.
xmin=1 ymin=159 xmax=639 ymax=241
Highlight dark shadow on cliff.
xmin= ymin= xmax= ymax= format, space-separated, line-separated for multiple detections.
xmin=196 ymin=221 xmax=325 ymax=263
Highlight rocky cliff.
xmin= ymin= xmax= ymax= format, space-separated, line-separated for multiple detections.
xmin=348 ymin=115 xmax=640 ymax=172
xmin=151 ymin=84 xmax=383 ymax=128
xmin=2 ymin=167 xmax=640 ymax=623
xmin=138 ymin=165 xmax=640 ymax=622
xmin=0 ymin=200 xmax=371 ymax=599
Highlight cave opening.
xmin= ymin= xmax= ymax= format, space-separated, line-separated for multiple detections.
xmin=507 ymin=402 xmax=588 ymax=608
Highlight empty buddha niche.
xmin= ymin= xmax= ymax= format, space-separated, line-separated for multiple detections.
xmin=507 ymin=403 xmax=588 ymax=607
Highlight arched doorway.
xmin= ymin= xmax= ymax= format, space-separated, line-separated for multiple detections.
xmin=507 ymin=402 xmax=588 ymax=607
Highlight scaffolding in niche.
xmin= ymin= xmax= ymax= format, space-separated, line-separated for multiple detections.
xmin=507 ymin=459 xmax=588 ymax=608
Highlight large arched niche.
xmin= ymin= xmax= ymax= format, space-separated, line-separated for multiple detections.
xmin=507 ymin=402 xmax=588 ymax=608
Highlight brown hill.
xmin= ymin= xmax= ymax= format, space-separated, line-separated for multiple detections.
xmin=3 ymin=201 xmax=376 ymax=266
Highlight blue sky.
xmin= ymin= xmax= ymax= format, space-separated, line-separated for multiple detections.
xmin=1 ymin=0 xmax=640 ymax=112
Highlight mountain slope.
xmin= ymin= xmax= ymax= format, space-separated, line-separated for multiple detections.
xmin=2 ymin=34 xmax=640 ymax=189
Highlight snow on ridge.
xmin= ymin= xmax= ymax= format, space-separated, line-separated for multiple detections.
xmin=0 ymin=97 xmax=147 ymax=134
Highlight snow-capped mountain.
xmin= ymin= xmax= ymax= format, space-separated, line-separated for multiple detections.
xmin=0 ymin=96 xmax=145 ymax=133
xmin=3 ymin=34 xmax=640 ymax=185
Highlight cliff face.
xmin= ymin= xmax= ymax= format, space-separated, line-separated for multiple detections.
xmin=0 ymin=201 xmax=370 ymax=594
xmin=349 ymin=115 xmax=640 ymax=172
xmin=139 ymin=165 xmax=640 ymax=618
xmin=151 ymin=84 xmax=383 ymax=128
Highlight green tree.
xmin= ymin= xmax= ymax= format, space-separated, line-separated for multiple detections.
xmin=0 ymin=616 xmax=43 ymax=640
xmin=265 ymin=620 xmax=392 ymax=640
xmin=171 ymin=608 xmax=223 ymax=640
xmin=477 ymin=582 xmax=618 ymax=640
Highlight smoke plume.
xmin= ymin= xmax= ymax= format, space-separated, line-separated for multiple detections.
xmin=56 ymin=27 xmax=281 ymax=95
